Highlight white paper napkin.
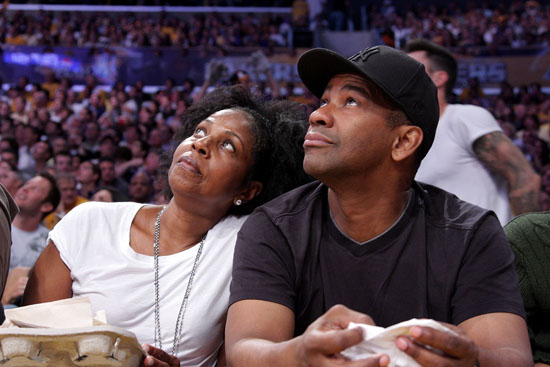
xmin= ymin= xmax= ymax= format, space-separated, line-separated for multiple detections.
xmin=2 ymin=297 xmax=107 ymax=329
xmin=341 ymin=318 xmax=456 ymax=367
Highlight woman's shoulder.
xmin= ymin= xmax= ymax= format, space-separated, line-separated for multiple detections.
xmin=208 ymin=215 xmax=248 ymax=237
xmin=58 ymin=202 xmax=145 ymax=228
xmin=69 ymin=201 xmax=144 ymax=216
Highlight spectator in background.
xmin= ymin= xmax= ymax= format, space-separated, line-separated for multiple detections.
xmin=50 ymin=136 xmax=69 ymax=156
xmin=0 ymin=162 xmax=23 ymax=197
xmin=43 ymin=173 xmax=87 ymax=230
xmin=76 ymin=160 xmax=99 ymax=199
xmin=98 ymin=135 xmax=118 ymax=160
xmin=28 ymin=140 xmax=52 ymax=178
xmin=10 ymin=96 xmax=29 ymax=125
xmin=16 ymin=125 xmax=40 ymax=177
xmin=504 ymin=212 xmax=550 ymax=367
xmin=81 ymin=121 xmax=101 ymax=155
xmin=0 ymin=149 xmax=18 ymax=169
xmin=90 ymin=186 xmax=122 ymax=203
xmin=98 ymin=158 xmax=128 ymax=199
xmin=406 ymin=38 xmax=540 ymax=225
xmin=143 ymin=149 xmax=162 ymax=183
xmin=53 ymin=150 xmax=73 ymax=174
xmin=2 ymin=173 xmax=59 ymax=306
xmin=128 ymin=170 xmax=153 ymax=204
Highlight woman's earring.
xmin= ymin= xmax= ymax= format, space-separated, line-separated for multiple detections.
xmin=235 ymin=199 xmax=242 ymax=206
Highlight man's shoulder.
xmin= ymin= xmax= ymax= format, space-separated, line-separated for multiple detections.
xmin=447 ymin=104 xmax=498 ymax=127
xmin=415 ymin=181 xmax=496 ymax=230
xmin=448 ymin=103 xmax=492 ymax=115
xmin=253 ymin=181 xmax=325 ymax=223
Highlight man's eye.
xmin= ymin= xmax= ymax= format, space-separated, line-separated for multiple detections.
xmin=346 ymin=98 xmax=358 ymax=106
xmin=223 ymin=141 xmax=235 ymax=152
xmin=319 ymin=99 xmax=328 ymax=107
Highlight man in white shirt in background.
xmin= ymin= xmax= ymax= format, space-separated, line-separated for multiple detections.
xmin=406 ymin=39 xmax=540 ymax=225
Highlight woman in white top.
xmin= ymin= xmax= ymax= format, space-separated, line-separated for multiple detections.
xmin=23 ymin=86 xmax=311 ymax=367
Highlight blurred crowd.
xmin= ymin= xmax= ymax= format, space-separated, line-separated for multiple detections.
xmin=380 ymin=0 xmax=550 ymax=52
xmin=309 ymin=0 xmax=550 ymax=53
xmin=3 ymin=1 xmax=550 ymax=52
xmin=0 ymin=10 xmax=293 ymax=48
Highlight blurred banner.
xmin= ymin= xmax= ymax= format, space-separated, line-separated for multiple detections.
xmin=0 ymin=45 xmax=302 ymax=86
xmin=2 ymin=44 xmax=550 ymax=88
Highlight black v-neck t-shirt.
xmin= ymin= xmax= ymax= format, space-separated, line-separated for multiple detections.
xmin=230 ymin=181 xmax=524 ymax=336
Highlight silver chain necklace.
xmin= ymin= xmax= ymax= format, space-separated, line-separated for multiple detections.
xmin=153 ymin=206 xmax=206 ymax=356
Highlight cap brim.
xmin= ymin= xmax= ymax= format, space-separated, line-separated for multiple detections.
xmin=297 ymin=48 xmax=370 ymax=98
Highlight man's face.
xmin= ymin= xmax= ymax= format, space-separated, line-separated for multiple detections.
xmin=303 ymin=74 xmax=395 ymax=181
xmin=0 ymin=164 xmax=22 ymax=194
xmin=78 ymin=161 xmax=97 ymax=184
xmin=55 ymin=155 xmax=72 ymax=173
xmin=129 ymin=173 xmax=152 ymax=202
xmin=407 ymin=51 xmax=436 ymax=82
xmin=99 ymin=139 xmax=116 ymax=159
xmin=0 ymin=151 xmax=17 ymax=167
xmin=99 ymin=161 xmax=115 ymax=183
xmin=57 ymin=178 xmax=77 ymax=207
xmin=31 ymin=141 xmax=50 ymax=161
xmin=14 ymin=176 xmax=52 ymax=214
xmin=52 ymin=137 xmax=68 ymax=154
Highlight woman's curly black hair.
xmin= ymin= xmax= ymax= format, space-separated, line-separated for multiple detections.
xmin=158 ymin=85 xmax=312 ymax=216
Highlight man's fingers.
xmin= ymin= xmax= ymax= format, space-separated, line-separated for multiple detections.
xmin=407 ymin=326 xmax=476 ymax=358
xmin=396 ymin=336 xmax=452 ymax=366
xmin=322 ymin=304 xmax=375 ymax=330
xmin=347 ymin=354 xmax=390 ymax=367
xmin=305 ymin=327 xmax=364 ymax=356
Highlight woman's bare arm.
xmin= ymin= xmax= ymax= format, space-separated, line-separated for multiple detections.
xmin=22 ymin=241 xmax=72 ymax=305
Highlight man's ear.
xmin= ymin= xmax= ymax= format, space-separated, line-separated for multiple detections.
xmin=40 ymin=202 xmax=54 ymax=215
xmin=391 ymin=125 xmax=423 ymax=162
xmin=431 ymin=70 xmax=449 ymax=89
xmin=234 ymin=181 xmax=263 ymax=205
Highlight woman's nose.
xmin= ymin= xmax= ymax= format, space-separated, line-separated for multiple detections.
xmin=192 ymin=136 xmax=211 ymax=158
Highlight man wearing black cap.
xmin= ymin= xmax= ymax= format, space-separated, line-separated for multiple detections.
xmin=225 ymin=45 xmax=531 ymax=367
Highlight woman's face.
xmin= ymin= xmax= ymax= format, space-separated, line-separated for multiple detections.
xmin=168 ymin=108 xmax=258 ymax=208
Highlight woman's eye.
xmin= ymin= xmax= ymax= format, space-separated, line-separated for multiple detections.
xmin=194 ymin=127 xmax=205 ymax=137
xmin=222 ymin=141 xmax=235 ymax=152
xmin=319 ymin=99 xmax=328 ymax=107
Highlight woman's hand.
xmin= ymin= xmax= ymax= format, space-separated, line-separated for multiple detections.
xmin=141 ymin=344 xmax=180 ymax=367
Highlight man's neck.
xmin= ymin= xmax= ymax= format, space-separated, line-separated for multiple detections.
xmin=13 ymin=213 xmax=42 ymax=232
xmin=439 ymin=90 xmax=448 ymax=117
xmin=327 ymin=183 xmax=411 ymax=243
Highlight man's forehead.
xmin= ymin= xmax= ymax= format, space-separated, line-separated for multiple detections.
xmin=323 ymin=73 xmax=372 ymax=95
xmin=327 ymin=73 xmax=370 ymax=86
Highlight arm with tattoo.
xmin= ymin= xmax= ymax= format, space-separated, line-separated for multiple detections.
xmin=473 ymin=131 xmax=541 ymax=215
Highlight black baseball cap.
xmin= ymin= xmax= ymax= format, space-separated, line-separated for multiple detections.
xmin=297 ymin=45 xmax=439 ymax=160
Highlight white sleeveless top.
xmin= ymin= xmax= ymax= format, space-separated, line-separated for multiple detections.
xmin=50 ymin=201 xmax=247 ymax=366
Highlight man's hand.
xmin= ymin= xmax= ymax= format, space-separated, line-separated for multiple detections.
xmin=297 ymin=304 xmax=390 ymax=367
xmin=1 ymin=266 xmax=30 ymax=305
xmin=396 ymin=323 xmax=479 ymax=367
xmin=141 ymin=344 xmax=180 ymax=367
